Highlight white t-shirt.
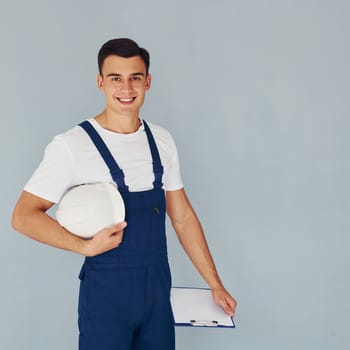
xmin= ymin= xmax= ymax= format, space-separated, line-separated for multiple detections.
xmin=24 ymin=119 xmax=183 ymax=203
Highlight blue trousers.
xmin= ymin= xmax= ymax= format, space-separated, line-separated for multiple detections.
xmin=78 ymin=257 xmax=175 ymax=349
xmin=78 ymin=120 xmax=175 ymax=349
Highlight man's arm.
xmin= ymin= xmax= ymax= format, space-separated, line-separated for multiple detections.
xmin=166 ymin=188 xmax=237 ymax=317
xmin=11 ymin=191 xmax=126 ymax=257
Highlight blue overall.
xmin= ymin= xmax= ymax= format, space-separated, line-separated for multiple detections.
xmin=77 ymin=120 xmax=175 ymax=350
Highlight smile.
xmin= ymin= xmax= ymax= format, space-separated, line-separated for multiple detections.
xmin=117 ymin=97 xmax=136 ymax=104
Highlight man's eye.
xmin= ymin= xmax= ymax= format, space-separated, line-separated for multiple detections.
xmin=132 ymin=76 xmax=141 ymax=81
xmin=112 ymin=77 xmax=121 ymax=81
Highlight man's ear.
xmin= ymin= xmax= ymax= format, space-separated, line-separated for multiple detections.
xmin=145 ymin=74 xmax=152 ymax=90
xmin=97 ymin=74 xmax=104 ymax=90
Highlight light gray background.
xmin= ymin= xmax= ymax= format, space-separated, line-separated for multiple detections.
xmin=1 ymin=0 xmax=349 ymax=349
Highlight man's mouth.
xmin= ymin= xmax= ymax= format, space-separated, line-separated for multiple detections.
xmin=116 ymin=97 xmax=136 ymax=104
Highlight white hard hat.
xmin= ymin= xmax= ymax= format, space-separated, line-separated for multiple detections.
xmin=56 ymin=182 xmax=125 ymax=239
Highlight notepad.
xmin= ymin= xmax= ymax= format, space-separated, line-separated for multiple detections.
xmin=170 ymin=287 xmax=235 ymax=328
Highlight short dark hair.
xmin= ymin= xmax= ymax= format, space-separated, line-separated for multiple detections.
xmin=97 ymin=38 xmax=150 ymax=75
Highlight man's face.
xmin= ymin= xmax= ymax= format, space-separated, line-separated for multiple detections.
xmin=97 ymin=55 xmax=151 ymax=119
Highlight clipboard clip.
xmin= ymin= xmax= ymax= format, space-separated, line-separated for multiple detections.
xmin=190 ymin=320 xmax=218 ymax=327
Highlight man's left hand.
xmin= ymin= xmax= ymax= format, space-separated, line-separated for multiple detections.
xmin=212 ymin=287 xmax=237 ymax=318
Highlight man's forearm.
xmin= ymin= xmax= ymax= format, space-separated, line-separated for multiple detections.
xmin=12 ymin=205 xmax=86 ymax=254
xmin=172 ymin=210 xmax=224 ymax=291
xmin=12 ymin=191 xmax=126 ymax=257
xmin=171 ymin=208 xmax=237 ymax=317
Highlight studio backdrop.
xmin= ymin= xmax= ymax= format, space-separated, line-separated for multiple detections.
xmin=1 ymin=1 xmax=349 ymax=349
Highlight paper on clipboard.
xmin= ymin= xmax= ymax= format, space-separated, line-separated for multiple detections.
xmin=170 ymin=287 xmax=235 ymax=328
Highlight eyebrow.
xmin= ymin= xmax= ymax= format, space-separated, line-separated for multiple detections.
xmin=106 ymin=72 xmax=145 ymax=77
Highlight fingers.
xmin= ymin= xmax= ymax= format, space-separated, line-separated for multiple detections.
xmin=95 ymin=221 xmax=127 ymax=238
xmin=102 ymin=221 xmax=127 ymax=244
xmin=83 ymin=221 xmax=127 ymax=257
xmin=213 ymin=289 xmax=237 ymax=317
xmin=105 ymin=221 xmax=127 ymax=235
xmin=217 ymin=296 xmax=235 ymax=317
xmin=224 ymin=297 xmax=237 ymax=317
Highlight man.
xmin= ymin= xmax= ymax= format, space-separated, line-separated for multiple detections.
xmin=12 ymin=38 xmax=237 ymax=350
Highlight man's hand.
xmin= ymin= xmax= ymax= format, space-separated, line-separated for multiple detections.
xmin=82 ymin=221 xmax=127 ymax=257
xmin=212 ymin=287 xmax=237 ymax=318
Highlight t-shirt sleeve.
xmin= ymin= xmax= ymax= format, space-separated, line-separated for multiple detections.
xmin=163 ymin=131 xmax=184 ymax=191
xmin=24 ymin=136 xmax=75 ymax=203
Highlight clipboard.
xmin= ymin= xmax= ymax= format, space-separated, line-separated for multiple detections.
xmin=170 ymin=287 xmax=235 ymax=328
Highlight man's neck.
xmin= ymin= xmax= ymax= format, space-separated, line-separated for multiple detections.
xmin=95 ymin=110 xmax=141 ymax=134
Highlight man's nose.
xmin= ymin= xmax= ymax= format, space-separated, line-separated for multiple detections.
xmin=120 ymin=79 xmax=133 ymax=91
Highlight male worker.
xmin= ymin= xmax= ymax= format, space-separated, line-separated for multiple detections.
xmin=12 ymin=38 xmax=237 ymax=350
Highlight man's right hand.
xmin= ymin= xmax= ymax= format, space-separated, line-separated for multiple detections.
xmin=82 ymin=222 xmax=127 ymax=257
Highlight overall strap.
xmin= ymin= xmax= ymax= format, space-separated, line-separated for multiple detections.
xmin=143 ymin=120 xmax=164 ymax=189
xmin=79 ymin=120 xmax=129 ymax=193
